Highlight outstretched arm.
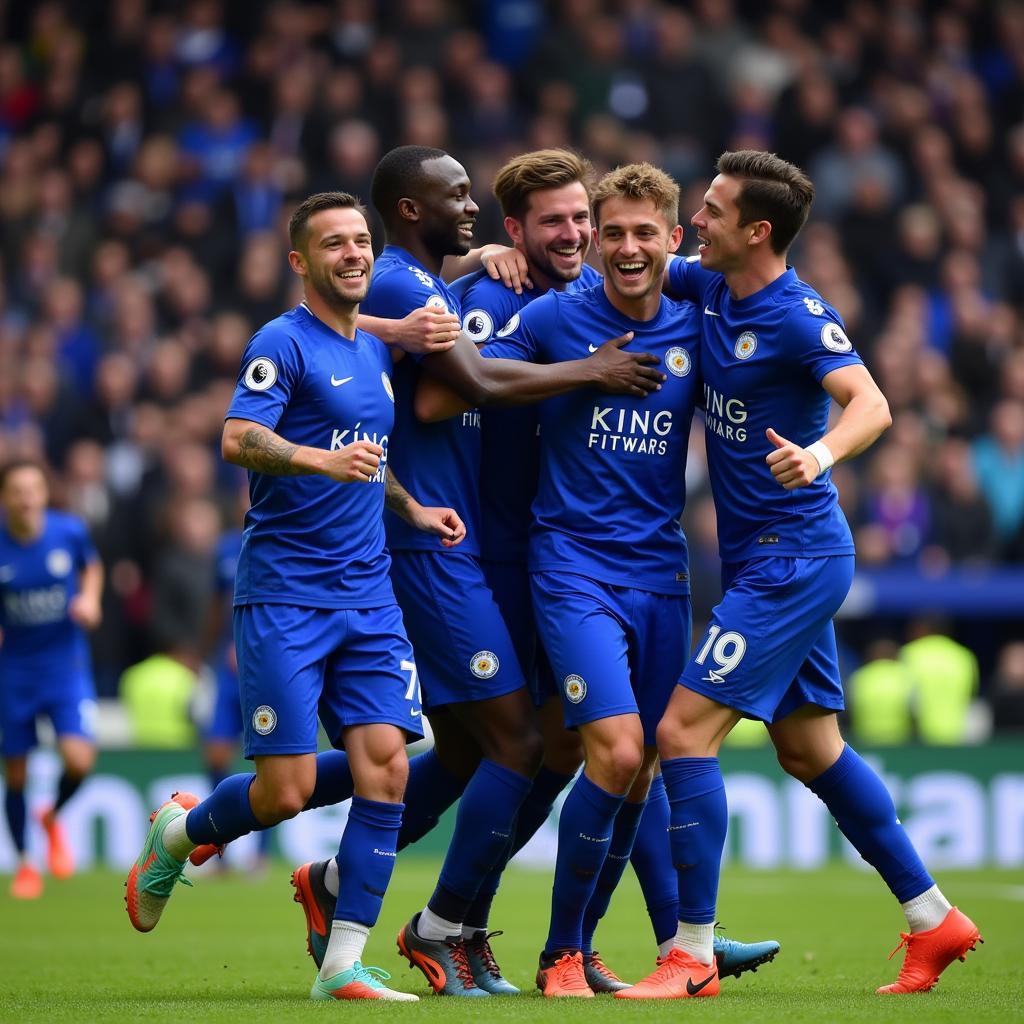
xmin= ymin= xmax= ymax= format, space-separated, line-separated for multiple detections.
xmin=418 ymin=331 xmax=665 ymax=407
xmin=357 ymin=307 xmax=460 ymax=355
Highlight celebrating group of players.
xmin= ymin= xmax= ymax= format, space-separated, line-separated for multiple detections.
xmin=4 ymin=139 xmax=980 ymax=1000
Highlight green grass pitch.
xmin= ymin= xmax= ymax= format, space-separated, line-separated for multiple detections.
xmin=1 ymin=861 xmax=1021 ymax=1023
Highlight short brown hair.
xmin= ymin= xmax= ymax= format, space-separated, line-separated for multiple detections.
xmin=288 ymin=191 xmax=368 ymax=250
xmin=716 ymin=151 xmax=814 ymax=254
xmin=592 ymin=163 xmax=679 ymax=227
xmin=492 ymin=149 xmax=595 ymax=220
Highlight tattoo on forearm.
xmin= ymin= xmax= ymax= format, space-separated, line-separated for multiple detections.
xmin=237 ymin=427 xmax=303 ymax=475
xmin=385 ymin=471 xmax=414 ymax=519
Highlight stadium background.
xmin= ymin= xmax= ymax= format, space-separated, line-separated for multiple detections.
xmin=0 ymin=0 xmax=1022 ymax=874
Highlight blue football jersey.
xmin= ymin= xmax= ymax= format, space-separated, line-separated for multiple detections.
xmin=226 ymin=304 xmax=396 ymax=609
xmin=362 ymin=245 xmax=481 ymax=555
xmin=484 ymin=284 xmax=699 ymax=594
xmin=0 ymin=510 xmax=97 ymax=667
xmin=668 ymin=258 xmax=864 ymax=562
xmin=457 ymin=264 xmax=603 ymax=564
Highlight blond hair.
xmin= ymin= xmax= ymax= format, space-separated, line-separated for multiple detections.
xmin=592 ymin=162 xmax=680 ymax=227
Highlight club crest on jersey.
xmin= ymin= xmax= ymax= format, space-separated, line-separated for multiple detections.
xmin=242 ymin=357 xmax=278 ymax=391
xmin=381 ymin=370 xmax=394 ymax=401
xmin=496 ymin=312 xmax=520 ymax=337
xmin=734 ymin=332 xmax=757 ymax=360
xmin=252 ymin=705 xmax=277 ymax=735
xmin=666 ymin=347 xmax=692 ymax=377
xmin=463 ymin=309 xmax=493 ymax=343
xmin=425 ymin=295 xmax=449 ymax=313
xmin=46 ymin=549 xmax=72 ymax=577
xmin=470 ymin=651 xmax=499 ymax=679
xmin=564 ymin=674 xmax=587 ymax=703
xmin=820 ymin=322 xmax=852 ymax=353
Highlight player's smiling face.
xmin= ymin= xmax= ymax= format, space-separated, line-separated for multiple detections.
xmin=296 ymin=206 xmax=374 ymax=308
xmin=595 ymin=196 xmax=682 ymax=312
xmin=691 ymin=174 xmax=756 ymax=272
xmin=415 ymin=155 xmax=479 ymax=257
xmin=510 ymin=181 xmax=591 ymax=289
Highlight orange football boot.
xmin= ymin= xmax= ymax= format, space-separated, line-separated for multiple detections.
xmin=10 ymin=862 xmax=43 ymax=899
xmin=877 ymin=907 xmax=982 ymax=994
xmin=615 ymin=947 xmax=720 ymax=999
xmin=38 ymin=808 xmax=74 ymax=879
xmin=535 ymin=951 xmax=594 ymax=997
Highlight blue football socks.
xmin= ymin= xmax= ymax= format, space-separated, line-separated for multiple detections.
xmin=545 ymin=773 xmax=625 ymax=953
xmin=4 ymin=787 xmax=26 ymax=853
xmin=661 ymin=756 xmax=727 ymax=925
xmin=465 ymin=765 xmax=573 ymax=928
xmin=333 ymin=796 xmax=403 ymax=926
xmin=581 ymin=797 xmax=645 ymax=953
xmin=807 ymin=744 xmax=934 ymax=902
xmin=185 ymin=772 xmax=262 ymax=846
xmin=629 ymin=773 xmax=678 ymax=944
xmin=429 ymin=759 xmax=532 ymax=923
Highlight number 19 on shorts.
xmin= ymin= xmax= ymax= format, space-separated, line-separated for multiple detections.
xmin=694 ymin=625 xmax=747 ymax=685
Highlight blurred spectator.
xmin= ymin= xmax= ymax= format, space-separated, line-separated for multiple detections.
xmin=119 ymin=651 xmax=198 ymax=747
xmin=989 ymin=642 xmax=1024 ymax=733
xmin=848 ymin=640 xmax=915 ymax=746
xmin=972 ymin=400 xmax=1024 ymax=551
xmin=925 ymin=437 xmax=996 ymax=566
xmin=901 ymin=622 xmax=979 ymax=746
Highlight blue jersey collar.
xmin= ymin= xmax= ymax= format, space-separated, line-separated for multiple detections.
xmin=728 ymin=267 xmax=797 ymax=310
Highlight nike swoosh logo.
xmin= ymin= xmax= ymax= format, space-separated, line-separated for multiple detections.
xmin=704 ymin=307 xmax=720 ymax=317
xmin=331 ymin=375 xmax=353 ymax=387
xmin=686 ymin=973 xmax=716 ymax=995
xmin=410 ymin=709 xmax=422 ymax=717
xmin=588 ymin=344 xmax=599 ymax=352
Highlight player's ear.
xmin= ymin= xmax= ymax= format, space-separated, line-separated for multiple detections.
xmin=398 ymin=197 xmax=420 ymax=223
xmin=504 ymin=215 xmax=523 ymax=246
xmin=287 ymin=249 xmax=306 ymax=276
xmin=668 ymin=224 xmax=684 ymax=253
xmin=749 ymin=220 xmax=772 ymax=246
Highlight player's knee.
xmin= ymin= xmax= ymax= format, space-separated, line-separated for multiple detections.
xmin=515 ymin=726 xmax=545 ymax=778
xmin=775 ymin=747 xmax=818 ymax=783
xmin=543 ymin=732 xmax=583 ymax=777
xmin=656 ymin=714 xmax=693 ymax=759
xmin=377 ymin=750 xmax=409 ymax=803
xmin=261 ymin=784 xmax=314 ymax=822
xmin=3 ymin=765 xmax=26 ymax=790
xmin=589 ymin=737 xmax=643 ymax=792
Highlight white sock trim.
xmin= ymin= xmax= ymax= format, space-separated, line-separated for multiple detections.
xmin=161 ymin=812 xmax=195 ymax=861
xmin=901 ymin=885 xmax=952 ymax=933
xmin=673 ymin=922 xmax=715 ymax=965
xmin=320 ymin=920 xmax=370 ymax=979
xmin=417 ymin=906 xmax=462 ymax=941
xmin=324 ymin=858 xmax=339 ymax=897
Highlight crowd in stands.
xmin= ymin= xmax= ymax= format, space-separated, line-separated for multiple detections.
xmin=0 ymin=0 xmax=1021 ymax=737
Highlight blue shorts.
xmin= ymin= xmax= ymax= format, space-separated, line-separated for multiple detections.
xmin=205 ymin=662 xmax=243 ymax=742
xmin=234 ymin=602 xmax=422 ymax=758
xmin=678 ymin=555 xmax=854 ymax=723
xmin=530 ymin=571 xmax=691 ymax=744
xmin=390 ymin=551 xmax=525 ymax=714
xmin=0 ymin=670 xmax=97 ymax=757
xmin=481 ymin=559 xmax=556 ymax=708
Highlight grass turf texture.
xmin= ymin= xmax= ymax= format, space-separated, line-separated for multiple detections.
xmin=1 ymin=862 xmax=1020 ymax=1023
